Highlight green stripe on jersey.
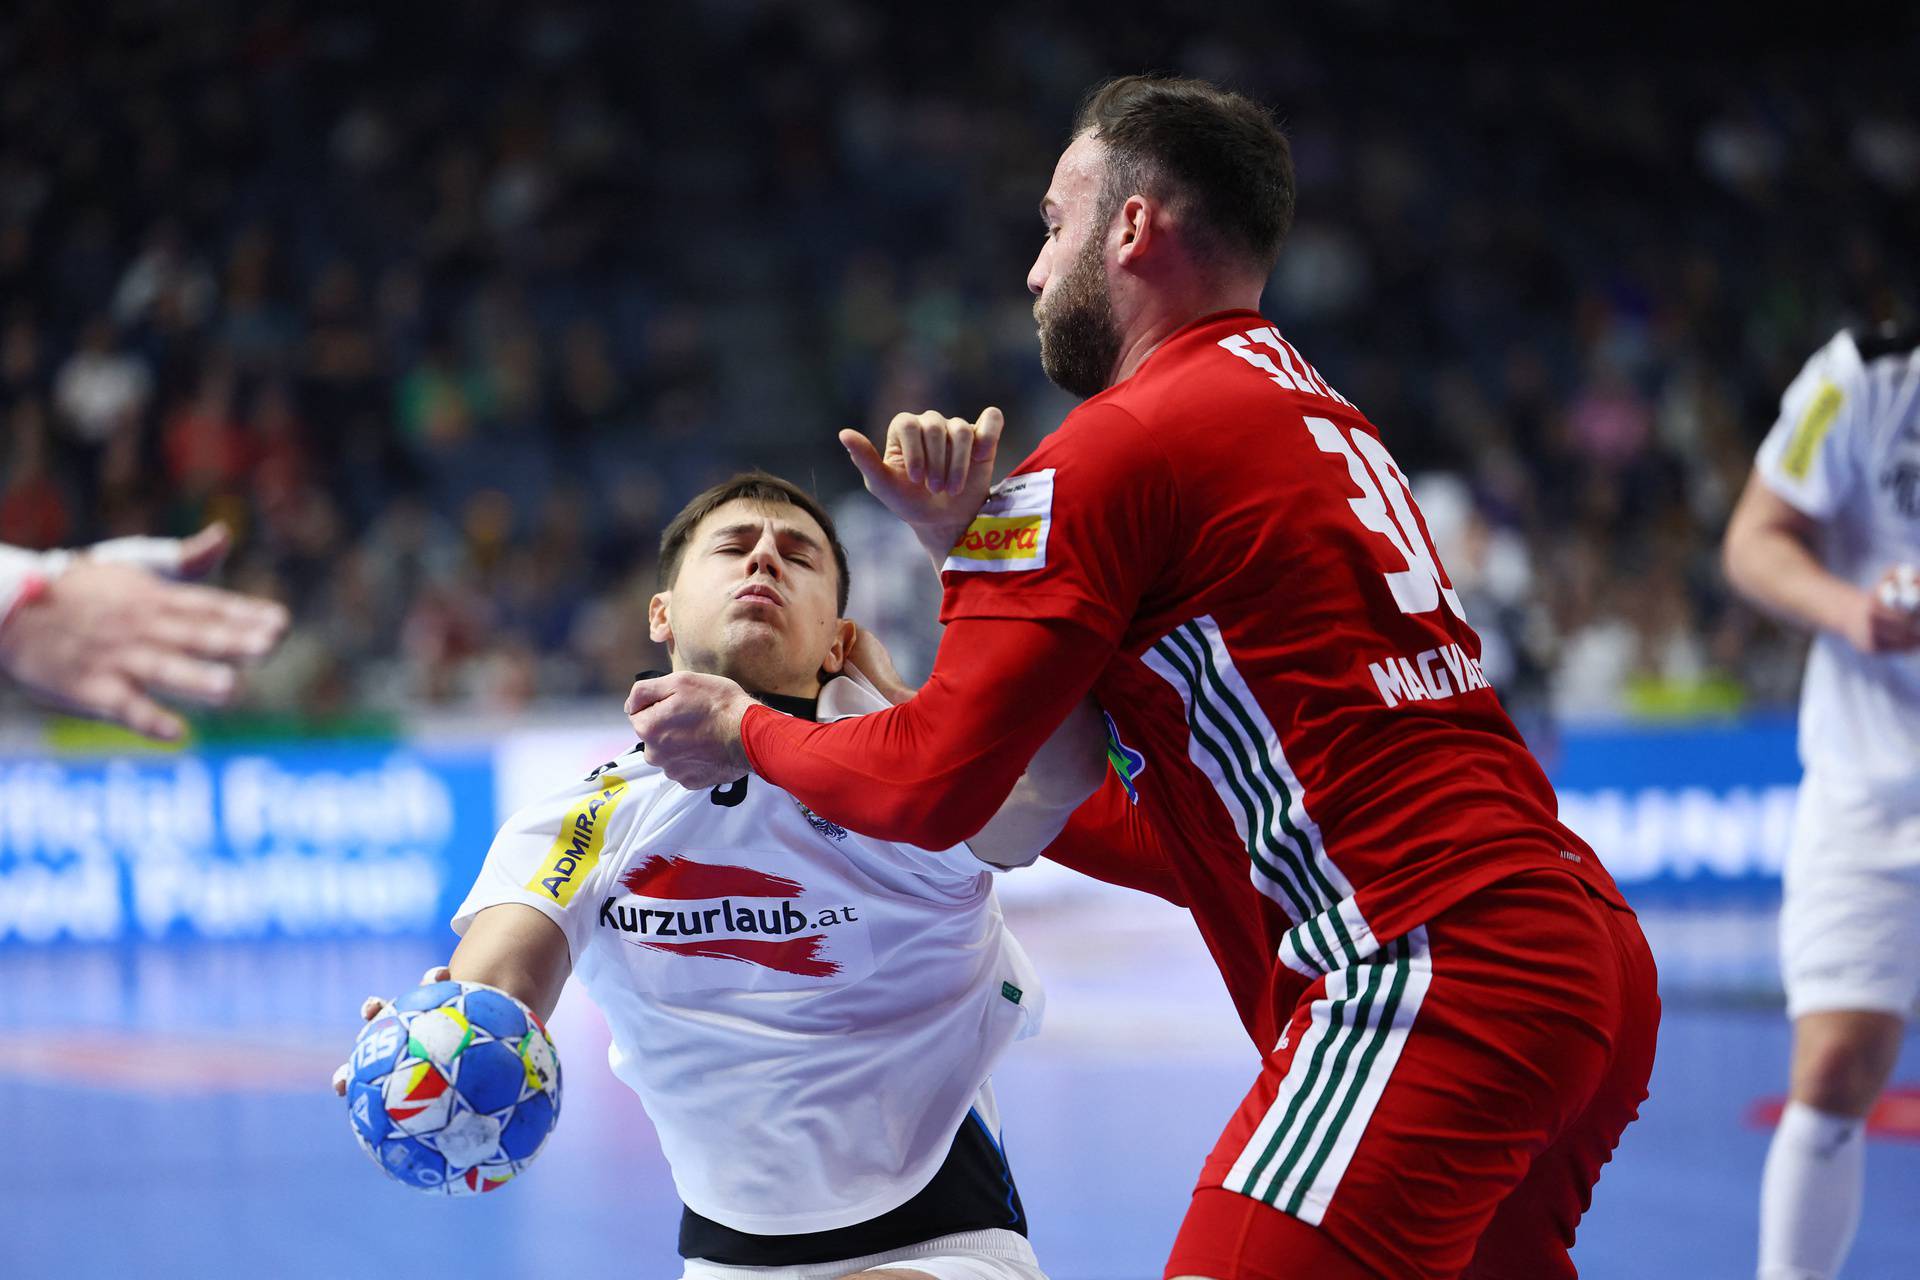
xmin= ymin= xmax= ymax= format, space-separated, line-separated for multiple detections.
xmin=1237 ymin=952 xmax=1389 ymax=1198
xmin=1152 ymin=618 xmax=1355 ymax=966
xmin=1178 ymin=621 xmax=1343 ymax=912
xmin=1151 ymin=629 xmax=1318 ymax=922
xmin=1280 ymin=939 xmax=1413 ymax=1214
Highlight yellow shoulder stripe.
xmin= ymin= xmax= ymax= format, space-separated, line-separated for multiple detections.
xmin=524 ymin=777 xmax=628 ymax=908
xmin=1780 ymin=379 xmax=1844 ymax=481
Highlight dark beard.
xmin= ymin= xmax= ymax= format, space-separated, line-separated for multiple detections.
xmin=1035 ymin=232 xmax=1121 ymax=399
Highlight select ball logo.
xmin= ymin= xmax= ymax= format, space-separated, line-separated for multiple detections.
xmin=346 ymin=979 xmax=561 ymax=1195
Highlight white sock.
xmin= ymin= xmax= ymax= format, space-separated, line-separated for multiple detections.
xmin=1758 ymin=1100 xmax=1866 ymax=1280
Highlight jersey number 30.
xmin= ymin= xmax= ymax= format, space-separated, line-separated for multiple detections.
xmin=1307 ymin=416 xmax=1466 ymax=620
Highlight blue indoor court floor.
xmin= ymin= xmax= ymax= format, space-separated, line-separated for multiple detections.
xmin=1 ymin=890 xmax=1917 ymax=1280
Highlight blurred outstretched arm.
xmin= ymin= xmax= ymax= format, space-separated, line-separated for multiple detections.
xmin=0 ymin=523 xmax=290 ymax=740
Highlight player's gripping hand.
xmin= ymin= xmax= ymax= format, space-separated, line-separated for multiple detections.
xmin=839 ymin=407 xmax=1005 ymax=567
xmin=625 ymin=670 xmax=756 ymax=790
xmin=330 ymin=965 xmax=451 ymax=1097
xmin=1849 ymin=564 xmax=1920 ymax=654
xmin=0 ymin=522 xmax=290 ymax=741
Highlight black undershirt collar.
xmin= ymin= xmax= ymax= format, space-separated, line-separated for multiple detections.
xmin=635 ymin=670 xmax=819 ymax=723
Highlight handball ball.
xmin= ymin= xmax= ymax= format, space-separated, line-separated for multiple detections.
xmin=1878 ymin=564 xmax=1920 ymax=615
xmin=344 ymin=978 xmax=562 ymax=1195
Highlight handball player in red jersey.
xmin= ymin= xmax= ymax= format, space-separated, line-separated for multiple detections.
xmin=628 ymin=75 xmax=1659 ymax=1280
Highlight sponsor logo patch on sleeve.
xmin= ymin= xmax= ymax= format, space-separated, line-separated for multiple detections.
xmin=1781 ymin=379 xmax=1844 ymax=481
xmin=525 ymin=777 xmax=628 ymax=907
xmin=942 ymin=469 xmax=1054 ymax=574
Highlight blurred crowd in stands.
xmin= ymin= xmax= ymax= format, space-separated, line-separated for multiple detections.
xmin=1 ymin=1 xmax=1915 ymax=733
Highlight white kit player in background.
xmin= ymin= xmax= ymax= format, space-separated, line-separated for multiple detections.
xmin=1723 ymin=323 xmax=1920 ymax=1280
xmin=337 ymin=466 xmax=1104 ymax=1280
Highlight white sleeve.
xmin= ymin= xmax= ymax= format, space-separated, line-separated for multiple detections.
xmin=451 ymin=754 xmax=655 ymax=961
xmin=0 ymin=545 xmax=48 ymax=629
xmin=1755 ymin=333 xmax=1866 ymax=519
xmin=0 ymin=537 xmax=189 ymax=634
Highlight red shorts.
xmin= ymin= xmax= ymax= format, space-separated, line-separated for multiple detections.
xmin=1165 ymin=870 xmax=1659 ymax=1280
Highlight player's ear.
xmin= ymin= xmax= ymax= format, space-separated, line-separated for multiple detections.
xmin=647 ymin=592 xmax=673 ymax=649
xmin=1114 ymin=193 xmax=1153 ymax=264
xmin=819 ymin=618 xmax=858 ymax=675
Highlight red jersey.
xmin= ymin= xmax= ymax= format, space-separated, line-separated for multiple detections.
xmin=743 ymin=308 xmax=1625 ymax=1050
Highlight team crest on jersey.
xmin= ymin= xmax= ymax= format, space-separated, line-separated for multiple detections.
xmin=794 ymin=800 xmax=848 ymax=842
xmin=1881 ymin=460 xmax=1920 ymax=518
xmin=1102 ymin=711 xmax=1147 ymax=804
xmin=942 ymin=470 xmax=1054 ymax=574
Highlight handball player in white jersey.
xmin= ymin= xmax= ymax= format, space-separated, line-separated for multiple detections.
xmin=1724 ymin=324 xmax=1920 ymax=1280
xmin=339 ymin=470 xmax=1104 ymax=1280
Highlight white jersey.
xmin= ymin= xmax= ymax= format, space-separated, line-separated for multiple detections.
xmin=452 ymin=672 xmax=1044 ymax=1236
xmin=1756 ymin=327 xmax=1920 ymax=792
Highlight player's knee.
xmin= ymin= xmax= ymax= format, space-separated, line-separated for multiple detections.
xmin=1791 ymin=1028 xmax=1896 ymax=1114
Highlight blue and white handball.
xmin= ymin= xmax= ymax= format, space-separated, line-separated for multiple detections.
xmin=344 ymin=978 xmax=562 ymax=1195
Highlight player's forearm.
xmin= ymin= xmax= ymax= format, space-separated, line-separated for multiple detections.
xmin=909 ymin=521 xmax=962 ymax=574
xmin=1723 ymin=516 xmax=1863 ymax=639
xmin=743 ymin=702 xmax=1019 ymax=847
xmin=448 ymin=903 xmax=572 ymax=1023
xmin=741 ymin=617 xmax=1110 ymax=848
xmin=968 ymin=697 xmax=1109 ymax=867
xmin=1007 ymin=695 xmax=1109 ymax=808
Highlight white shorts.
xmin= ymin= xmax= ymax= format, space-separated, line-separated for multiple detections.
xmin=1780 ymin=772 xmax=1920 ymax=1020
xmin=679 ymin=1230 xmax=1047 ymax=1280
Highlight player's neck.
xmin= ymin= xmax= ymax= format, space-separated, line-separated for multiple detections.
xmin=673 ymin=648 xmax=824 ymax=709
xmin=641 ymin=664 xmax=823 ymax=720
xmin=1109 ymin=288 xmax=1264 ymax=388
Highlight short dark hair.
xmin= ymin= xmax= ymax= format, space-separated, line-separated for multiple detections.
xmin=657 ymin=472 xmax=852 ymax=614
xmin=1072 ymin=74 xmax=1294 ymax=273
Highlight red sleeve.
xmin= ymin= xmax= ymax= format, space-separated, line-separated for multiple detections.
xmin=1041 ymin=773 xmax=1189 ymax=908
xmin=741 ymin=616 xmax=1112 ymax=848
xmin=938 ymin=402 xmax=1179 ymax=640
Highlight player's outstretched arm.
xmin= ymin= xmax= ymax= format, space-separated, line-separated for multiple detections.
xmin=0 ymin=523 xmax=290 ymax=740
xmin=1723 ymin=470 xmax=1920 ymax=653
xmin=844 ymin=623 xmax=1107 ymax=866
xmin=844 ymin=623 xmax=1106 ymax=867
